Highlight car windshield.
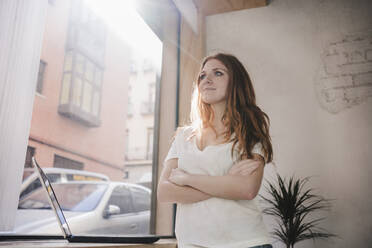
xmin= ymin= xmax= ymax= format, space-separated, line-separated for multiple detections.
xmin=22 ymin=168 xmax=34 ymax=182
xmin=18 ymin=183 xmax=108 ymax=212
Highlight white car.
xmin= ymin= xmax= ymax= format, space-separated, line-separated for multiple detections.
xmin=15 ymin=181 xmax=151 ymax=235
xmin=20 ymin=168 xmax=109 ymax=199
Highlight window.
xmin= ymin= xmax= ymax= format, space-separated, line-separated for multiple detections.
xmin=24 ymin=146 xmax=35 ymax=168
xmin=19 ymin=173 xmax=61 ymax=199
xmin=36 ymin=60 xmax=46 ymax=94
xmin=59 ymin=51 xmax=103 ymax=126
xmin=131 ymin=187 xmax=150 ymax=212
xmin=141 ymin=83 xmax=155 ymax=115
xmin=127 ymin=86 xmax=133 ymax=117
xmin=130 ymin=61 xmax=137 ymax=73
xmin=146 ymin=128 xmax=153 ymax=160
xmin=58 ymin=2 xmax=106 ymax=127
xmin=19 ymin=179 xmax=41 ymax=200
xmin=124 ymin=129 xmax=129 ymax=160
xmin=53 ymin=155 xmax=84 ymax=170
xmin=142 ymin=59 xmax=153 ymax=72
xmin=107 ymin=186 xmax=134 ymax=215
xmin=13 ymin=0 xmax=173 ymax=237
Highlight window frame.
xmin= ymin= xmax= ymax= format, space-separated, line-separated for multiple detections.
xmin=53 ymin=154 xmax=84 ymax=170
xmin=36 ymin=60 xmax=46 ymax=94
xmin=1 ymin=0 xmax=181 ymax=240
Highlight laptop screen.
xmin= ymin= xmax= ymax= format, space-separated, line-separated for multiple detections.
xmin=33 ymin=157 xmax=72 ymax=238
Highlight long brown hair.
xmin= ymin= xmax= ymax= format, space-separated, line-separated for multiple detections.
xmin=190 ymin=53 xmax=273 ymax=163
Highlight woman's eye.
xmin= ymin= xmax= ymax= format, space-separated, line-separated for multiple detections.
xmin=215 ymin=71 xmax=223 ymax=76
xmin=199 ymin=74 xmax=206 ymax=80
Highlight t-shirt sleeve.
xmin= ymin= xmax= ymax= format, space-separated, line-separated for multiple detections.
xmin=164 ymin=131 xmax=179 ymax=161
xmin=252 ymin=142 xmax=266 ymax=163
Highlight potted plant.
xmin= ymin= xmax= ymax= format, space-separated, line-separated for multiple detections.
xmin=260 ymin=174 xmax=336 ymax=248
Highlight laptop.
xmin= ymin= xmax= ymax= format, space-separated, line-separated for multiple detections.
xmin=7 ymin=157 xmax=161 ymax=243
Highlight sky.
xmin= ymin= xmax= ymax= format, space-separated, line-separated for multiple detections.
xmin=86 ymin=0 xmax=163 ymax=70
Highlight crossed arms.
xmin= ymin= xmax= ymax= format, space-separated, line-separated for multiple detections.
xmin=157 ymin=154 xmax=265 ymax=204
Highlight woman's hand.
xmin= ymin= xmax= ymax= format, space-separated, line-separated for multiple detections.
xmin=228 ymin=156 xmax=263 ymax=176
xmin=169 ymin=168 xmax=190 ymax=186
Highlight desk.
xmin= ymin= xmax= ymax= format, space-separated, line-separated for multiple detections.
xmin=0 ymin=239 xmax=177 ymax=248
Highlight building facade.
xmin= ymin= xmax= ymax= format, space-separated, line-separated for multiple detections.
xmin=26 ymin=0 xmax=131 ymax=180
xmin=124 ymin=58 xmax=158 ymax=187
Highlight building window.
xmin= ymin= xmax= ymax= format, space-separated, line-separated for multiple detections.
xmin=149 ymin=83 xmax=155 ymax=105
xmin=36 ymin=60 xmax=46 ymax=94
xmin=124 ymin=129 xmax=129 ymax=160
xmin=146 ymin=128 xmax=153 ymax=160
xmin=53 ymin=154 xmax=84 ymax=170
xmin=142 ymin=59 xmax=153 ymax=72
xmin=58 ymin=2 xmax=106 ymax=127
xmin=24 ymin=146 xmax=35 ymax=168
xmin=127 ymin=86 xmax=133 ymax=117
xmin=130 ymin=61 xmax=137 ymax=74
xmin=59 ymin=51 xmax=103 ymax=126
xmin=141 ymin=83 xmax=155 ymax=115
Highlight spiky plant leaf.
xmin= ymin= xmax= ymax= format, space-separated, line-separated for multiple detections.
xmin=260 ymin=174 xmax=336 ymax=248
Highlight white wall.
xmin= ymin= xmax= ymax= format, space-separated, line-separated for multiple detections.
xmin=206 ymin=0 xmax=372 ymax=247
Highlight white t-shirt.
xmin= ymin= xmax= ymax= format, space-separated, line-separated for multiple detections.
xmin=165 ymin=127 xmax=271 ymax=248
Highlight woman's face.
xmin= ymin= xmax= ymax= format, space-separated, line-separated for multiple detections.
xmin=198 ymin=59 xmax=230 ymax=105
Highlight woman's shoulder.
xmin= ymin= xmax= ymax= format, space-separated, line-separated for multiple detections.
xmin=175 ymin=125 xmax=196 ymax=141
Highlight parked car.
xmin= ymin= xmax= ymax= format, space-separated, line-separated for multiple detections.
xmin=15 ymin=181 xmax=151 ymax=235
xmin=20 ymin=168 xmax=109 ymax=199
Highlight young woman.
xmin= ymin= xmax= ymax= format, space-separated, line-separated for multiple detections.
xmin=157 ymin=53 xmax=273 ymax=248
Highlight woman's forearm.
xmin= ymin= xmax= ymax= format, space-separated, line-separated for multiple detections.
xmin=168 ymin=157 xmax=265 ymax=201
xmin=184 ymin=174 xmax=262 ymax=200
xmin=157 ymin=180 xmax=211 ymax=204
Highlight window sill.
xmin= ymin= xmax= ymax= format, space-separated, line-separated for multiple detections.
xmin=0 ymin=239 xmax=177 ymax=248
